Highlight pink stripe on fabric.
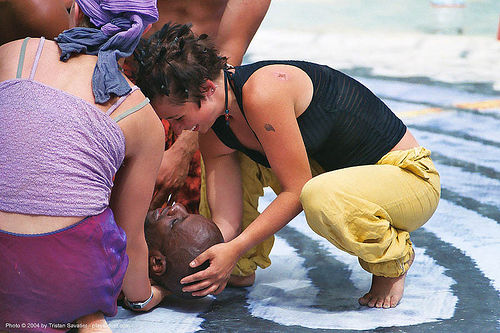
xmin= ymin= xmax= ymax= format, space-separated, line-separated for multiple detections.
xmin=29 ymin=37 xmax=46 ymax=80
xmin=105 ymin=85 xmax=139 ymax=115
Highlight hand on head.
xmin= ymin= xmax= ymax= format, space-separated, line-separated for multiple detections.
xmin=145 ymin=203 xmax=224 ymax=299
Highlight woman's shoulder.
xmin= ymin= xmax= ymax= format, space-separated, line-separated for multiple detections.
xmin=242 ymin=63 xmax=306 ymax=102
xmin=0 ymin=38 xmax=25 ymax=51
xmin=114 ymin=88 xmax=164 ymax=155
xmin=0 ymin=39 xmax=29 ymax=78
xmin=0 ymin=38 xmax=55 ymax=81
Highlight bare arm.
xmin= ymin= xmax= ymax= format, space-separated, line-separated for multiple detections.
xmin=176 ymin=129 xmax=243 ymax=295
xmin=200 ymin=129 xmax=243 ymax=242
xmin=150 ymin=129 xmax=199 ymax=210
xmin=109 ymin=98 xmax=167 ymax=311
xmin=181 ymin=67 xmax=313 ymax=296
xmin=226 ymin=70 xmax=312 ymax=255
xmin=215 ymin=0 xmax=271 ymax=66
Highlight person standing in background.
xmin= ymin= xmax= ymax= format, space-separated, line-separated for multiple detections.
xmin=0 ymin=0 xmax=70 ymax=45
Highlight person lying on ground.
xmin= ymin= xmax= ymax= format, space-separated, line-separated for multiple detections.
xmin=144 ymin=203 xmax=224 ymax=299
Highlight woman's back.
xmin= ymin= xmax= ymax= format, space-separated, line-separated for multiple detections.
xmin=0 ymin=1 xmax=166 ymax=327
xmin=0 ymin=38 xmax=161 ymax=233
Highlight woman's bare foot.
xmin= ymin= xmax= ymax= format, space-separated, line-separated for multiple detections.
xmin=358 ymin=251 xmax=415 ymax=308
xmin=228 ymin=272 xmax=255 ymax=287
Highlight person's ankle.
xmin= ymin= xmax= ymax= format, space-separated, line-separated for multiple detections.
xmin=228 ymin=272 xmax=255 ymax=287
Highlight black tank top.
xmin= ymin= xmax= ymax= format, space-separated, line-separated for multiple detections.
xmin=211 ymin=60 xmax=406 ymax=170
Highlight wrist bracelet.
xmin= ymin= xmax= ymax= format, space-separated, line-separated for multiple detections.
xmin=124 ymin=289 xmax=154 ymax=310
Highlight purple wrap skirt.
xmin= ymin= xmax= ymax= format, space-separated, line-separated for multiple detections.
xmin=0 ymin=208 xmax=128 ymax=332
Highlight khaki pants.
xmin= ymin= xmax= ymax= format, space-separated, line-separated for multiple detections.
xmin=201 ymin=147 xmax=440 ymax=278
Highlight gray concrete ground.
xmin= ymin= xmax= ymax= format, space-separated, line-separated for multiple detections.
xmin=108 ymin=72 xmax=500 ymax=333
xmin=108 ymin=1 xmax=500 ymax=331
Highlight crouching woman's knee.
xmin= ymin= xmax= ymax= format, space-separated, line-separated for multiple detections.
xmin=300 ymin=176 xmax=324 ymax=213
xmin=299 ymin=176 xmax=335 ymax=234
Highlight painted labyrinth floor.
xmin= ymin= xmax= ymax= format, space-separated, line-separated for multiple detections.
xmin=107 ymin=76 xmax=500 ymax=332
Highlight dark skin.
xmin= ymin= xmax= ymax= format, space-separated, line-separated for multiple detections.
xmin=0 ymin=0 xmax=70 ymax=45
xmin=145 ymin=203 xmax=224 ymax=298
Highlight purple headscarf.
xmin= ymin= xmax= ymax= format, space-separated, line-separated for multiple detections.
xmin=56 ymin=0 xmax=158 ymax=104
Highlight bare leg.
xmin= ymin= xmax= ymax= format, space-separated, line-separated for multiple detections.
xmin=228 ymin=272 xmax=255 ymax=287
xmin=358 ymin=251 xmax=415 ymax=308
xmin=77 ymin=312 xmax=111 ymax=333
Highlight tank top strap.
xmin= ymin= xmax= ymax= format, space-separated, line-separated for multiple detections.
xmin=28 ymin=37 xmax=46 ymax=80
xmin=113 ymin=97 xmax=150 ymax=123
xmin=105 ymin=85 xmax=140 ymax=116
xmin=16 ymin=37 xmax=31 ymax=78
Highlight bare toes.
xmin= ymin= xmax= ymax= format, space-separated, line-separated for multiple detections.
xmin=368 ymin=297 xmax=377 ymax=307
xmin=358 ymin=293 xmax=372 ymax=305
xmin=382 ymin=296 xmax=392 ymax=308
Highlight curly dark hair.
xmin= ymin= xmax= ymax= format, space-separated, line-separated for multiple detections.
xmin=133 ymin=23 xmax=227 ymax=106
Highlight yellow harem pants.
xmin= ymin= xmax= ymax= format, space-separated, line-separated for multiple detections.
xmin=200 ymin=147 xmax=440 ymax=278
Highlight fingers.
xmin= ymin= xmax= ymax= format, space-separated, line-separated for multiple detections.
xmin=180 ymin=269 xmax=207 ymax=285
xmin=180 ymin=266 xmax=229 ymax=297
xmin=178 ymin=243 xmax=234 ymax=297
xmin=190 ymin=251 xmax=210 ymax=269
xmin=213 ymin=282 xmax=227 ymax=295
xmin=191 ymin=284 xmax=220 ymax=297
xmin=182 ymin=279 xmax=226 ymax=297
xmin=182 ymin=279 xmax=213 ymax=293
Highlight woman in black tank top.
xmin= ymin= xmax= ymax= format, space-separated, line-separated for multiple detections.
xmin=135 ymin=23 xmax=440 ymax=309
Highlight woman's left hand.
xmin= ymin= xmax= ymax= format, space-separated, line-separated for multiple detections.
xmin=180 ymin=242 xmax=240 ymax=297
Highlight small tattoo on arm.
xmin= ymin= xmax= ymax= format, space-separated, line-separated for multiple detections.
xmin=274 ymin=72 xmax=288 ymax=80
xmin=264 ymin=124 xmax=275 ymax=132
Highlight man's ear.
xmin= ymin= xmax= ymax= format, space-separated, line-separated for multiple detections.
xmin=148 ymin=251 xmax=167 ymax=276
xmin=202 ymin=80 xmax=217 ymax=98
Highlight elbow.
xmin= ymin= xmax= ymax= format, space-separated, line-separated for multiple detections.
xmin=219 ymin=222 xmax=241 ymax=242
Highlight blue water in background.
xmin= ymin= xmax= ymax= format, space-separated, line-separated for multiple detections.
xmin=261 ymin=0 xmax=500 ymax=36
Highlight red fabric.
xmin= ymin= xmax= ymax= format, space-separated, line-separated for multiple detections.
xmin=161 ymin=119 xmax=201 ymax=214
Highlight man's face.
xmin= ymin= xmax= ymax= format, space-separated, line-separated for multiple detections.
xmin=145 ymin=203 xmax=224 ymax=298
xmin=146 ymin=203 xmax=190 ymax=245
